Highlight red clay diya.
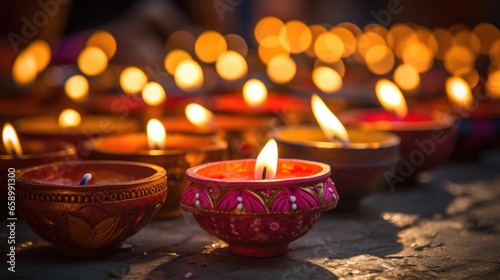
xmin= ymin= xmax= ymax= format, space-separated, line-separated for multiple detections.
xmin=160 ymin=112 xmax=272 ymax=159
xmin=1 ymin=125 xmax=77 ymax=217
xmin=414 ymin=96 xmax=500 ymax=160
xmin=87 ymin=132 xmax=227 ymax=218
xmin=16 ymin=160 xmax=167 ymax=257
xmin=274 ymin=126 xmax=400 ymax=210
xmin=338 ymin=108 xmax=457 ymax=185
xmin=180 ymin=158 xmax=338 ymax=257
xmin=14 ymin=113 xmax=140 ymax=157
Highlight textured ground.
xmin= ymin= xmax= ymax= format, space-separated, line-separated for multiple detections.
xmin=2 ymin=151 xmax=500 ymax=280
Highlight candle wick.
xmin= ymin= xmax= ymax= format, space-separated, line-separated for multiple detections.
xmin=262 ymin=166 xmax=267 ymax=180
xmin=333 ymin=135 xmax=349 ymax=146
xmin=79 ymin=173 xmax=92 ymax=185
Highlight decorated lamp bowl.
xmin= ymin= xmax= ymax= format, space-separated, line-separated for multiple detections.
xmin=15 ymin=160 xmax=167 ymax=257
xmin=180 ymin=159 xmax=338 ymax=257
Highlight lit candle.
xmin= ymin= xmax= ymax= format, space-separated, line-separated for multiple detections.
xmin=16 ymin=160 xmax=166 ymax=256
xmin=14 ymin=109 xmax=141 ymax=157
xmin=161 ymin=103 xmax=270 ymax=159
xmin=337 ymin=79 xmax=457 ymax=185
xmin=211 ymin=78 xmax=308 ymax=116
xmin=180 ymin=139 xmax=338 ymax=257
xmin=414 ymin=76 xmax=500 ymax=160
xmin=1 ymin=123 xmax=77 ymax=215
xmin=88 ymin=119 xmax=228 ymax=218
xmin=274 ymin=94 xmax=400 ymax=210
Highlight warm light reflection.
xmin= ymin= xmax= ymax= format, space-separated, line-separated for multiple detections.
xmin=314 ymin=32 xmax=344 ymax=63
xmin=215 ymin=51 xmax=248 ymax=81
xmin=147 ymin=119 xmax=166 ymax=150
xmin=119 ymin=67 xmax=148 ymax=95
xmin=433 ymin=28 xmax=456 ymax=60
xmin=375 ymin=79 xmax=408 ymax=119
xmin=473 ymin=23 xmax=500 ymax=55
xmin=279 ymin=20 xmax=312 ymax=54
xmin=254 ymin=17 xmax=284 ymax=44
xmin=487 ymin=70 xmax=500 ymax=98
xmin=26 ymin=40 xmax=51 ymax=73
xmin=444 ymin=45 xmax=474 ymax=74
xmin=2 ymin=123 xmax=23 ymax=155
xmin=86 ymin=30 xmax=117 ymax=59
xmin=77 ymin=46 xmax=108 ymax=76
xmin=58 ymin=109 xmax=82 ymax=128
xmin=254 ymin=139 xmax=278 ymax=180
xmin=305 ymin=24 xmax=328 ymax=57
xmin=64 ymin=75 xmax=89 ymax=102
xmin=267 ymin=55 xmax=296 ymax=84
xmin=394 ymin=64 xmax=420 ymax=91
xmin=454 ymin=30 xmax=481 ymax=57
xmin=311 ymin=94 xmax=349 ymax=144
xmin=402 ymin=42 xmax=433 ymax=73
xmin=174 ymin=60 xmax=204 ymax=92
xmin=312 ymin=66 xmax=342 ymax=93
xmin=446 ymin=77 xmax=473 ymax=108
xmin=258 ymin=36 xmax=290 ymax=64
xmin=142 ymin=82 xmax=166 ymax=106
xmin=330 ymin=26 xmax=356 ymax=57
xmin=243 ymin=79 xmax=268 ymax=107
xmin=164 ymin=49 xmax=192 ymax=75
xmin=185 ymin=103 xmax=215 ymax=130
xmin=365 ymin=44 xmax=395 ymax=75
xmin=195 ymin=31 xmax=227 ymax=63
xmin=12 ymin=52 xmax=37 ymax=85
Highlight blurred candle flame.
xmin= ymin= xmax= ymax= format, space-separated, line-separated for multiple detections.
xmin=142 ymin=82 xmax=166 ymax=106
xmin=2 ymin=123 xmax=23 ymax=155
xmin=185 ymin=103 xmax=215 ymax=130
xmin=58 ymin=109 xmax=81 ymax=128
xmin=446 ymin=77 xmax=473 ymax=108
xmin=147 ymin=119 xmax=166 ymax=150
xmin=65 ymin=75 xmax=89 ymax=102
xmin=311 ymin=94 xmax=349 ymax=144
xmin=375 ymin=79 xmax=408 ymax=119
xmin=120 ymin=67 xmax=148 ymax=95
xmin=243 ymin=79 xmax=267 ymax=107
xmin=174 ymin=60 xmax=204 ymax=92
xmin=254 ymin=139 xmax=278 ymax=180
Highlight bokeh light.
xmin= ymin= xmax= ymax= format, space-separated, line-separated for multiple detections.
xmin=195 ymin=31 xmax=227 ymax=63
xmin=215 ymin=51 xmax=248 ymax=81
xmin=267 ymin=54 xmax=296 ymax=84
xmin=65 ymin=75 xmax=89 ymax=102
xmin=77 ymin=46 xmax=108 ymax=76
xmin=119 ymin=67 xmax=148 ymax=95
xmin=312 ymin=66 xmax=343 ymax=93
xmin=86 ymin=30 xmax=117 ymax=59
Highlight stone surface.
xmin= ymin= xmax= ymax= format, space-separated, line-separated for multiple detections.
xmin=1 ymin=154 xmax=500 ymax=279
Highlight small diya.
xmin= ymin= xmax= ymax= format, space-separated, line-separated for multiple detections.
xmin=337 ymin=79 xmax=457 ymax=185
xmin=14 ymin=109 xmax=140 ymax=157
xmin=181 ymin=139 xmax=339 ymax=257
xmin=274 ymin=95 xmax=400 ymax=210
xmin=16 ymin=160 xmax=167 ymax=257
xmin=87 ymin=119 xmax=227 ymax=218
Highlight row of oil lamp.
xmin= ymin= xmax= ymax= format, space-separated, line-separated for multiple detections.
xmin=1 ymin=76 xmax=464 ymax=257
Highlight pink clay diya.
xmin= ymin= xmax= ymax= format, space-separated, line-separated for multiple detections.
xmin=180 ymin=159 xmax=338 ymax=257
xmin=16 ymin=160 xmax=167 ymax=257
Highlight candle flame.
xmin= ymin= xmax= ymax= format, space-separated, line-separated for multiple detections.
xmin=174 ymin=60 xmax=204 ymax=92
xmin=142 ymin=82 xmax=166 ymax=106
xmin=59 ymin=109 xmax=81 ymax=128
xmin=65 ymin=74 xmax=89 ymax=103
xmin=254 ymin=139 xmax=278 ymax=180
xmin=185 ymin=103 xmax=215 ymax=130
xmin=2 ymin=123 xmax=23 ymax=155
xmin=446 ymin=76 xmax=473 ymax=108
xmin=120 ymin=67 xmax=148 ymax=95
xmin=311 ymin=94 xmax=349 ymax=144
xmin=375 ymin=79 xmax=408 ymax=119
xmin=147 ymin=119 xmax=166 ymax=150
xmin=243 ymin=79 xmax=268 ymax=107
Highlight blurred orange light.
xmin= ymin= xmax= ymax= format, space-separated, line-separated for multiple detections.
xmin=195 ymin=31 xmax=227 ymax=63
xmin=86 ymin=30 xmax=117 ymax=59
xmin=215 ymin=51 xmax=248 ymax=81
xmin=267 ymin=55 xmax=296 ymax=84
xmin=77 ymin=46 xmax=108 ymax=76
